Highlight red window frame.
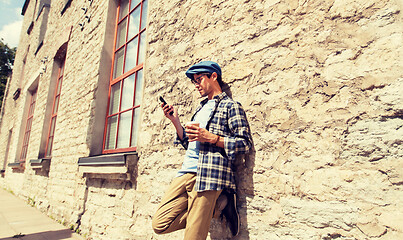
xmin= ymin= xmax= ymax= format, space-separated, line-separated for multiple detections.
xmin=20 ymin=89 xmax=37 ymax=162
xmin=45 ymin=59 xmax=65 ymax=157
xmin=103 ymin=0 xmax=148 ymax=154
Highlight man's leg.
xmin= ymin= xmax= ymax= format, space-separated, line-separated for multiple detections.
xmin=152 ymin=174 xmax=196 ymax=234
xmin=184 ymin=188 xmax=222 ymax=240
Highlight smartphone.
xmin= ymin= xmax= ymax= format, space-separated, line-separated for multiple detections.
xmin=159 ymin=96 xmax=173 ymax=115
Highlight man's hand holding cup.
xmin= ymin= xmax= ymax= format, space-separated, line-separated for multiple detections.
xmin=186 ymin=122 xmax=217 ymax=143
xmin=185 ymin=122 xmax=200 ymax=142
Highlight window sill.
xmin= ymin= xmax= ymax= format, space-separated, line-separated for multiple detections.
xmin=61 ymin=0 xmax=72 ymax=15
xmin=78 ymin=152 xmax=138 ymax=182
xmin=34 ymin=41 xmax=43 ymax=55
xmin=27 ymin=21 xmax=34 ymax=34
xmin=13 ymin=88 xmax=21 ymax=100
xmin=8 ymin=162 xmax=22 ymax=169
xmin=22 ymin=0 xmax=30 ymax=16
xmin=8 ymin=162 xmax=25 ymax=172
xmin=30 ymin=158 xmax=51 ymax=170
xmin=36 ymin=3 xmax=50 ymax=21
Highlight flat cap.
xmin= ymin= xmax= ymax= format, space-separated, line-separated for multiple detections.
xmin=185 ymin=61 xmax=222 ymax=80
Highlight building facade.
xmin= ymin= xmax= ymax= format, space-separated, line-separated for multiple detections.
xmin=0 ymin=0 xmax=402 ymax=239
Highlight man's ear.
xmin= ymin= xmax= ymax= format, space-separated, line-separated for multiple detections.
xmin=211 ymin=72 xmax=218 ymax=81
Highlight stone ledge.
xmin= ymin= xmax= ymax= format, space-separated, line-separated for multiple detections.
xmin=29 ymin=158 xmax=51 ymax=177
xmin=30 ymin=158 xmax=51 ymax=169
xmin=8 ymin=162 xmax=22 ymax=169
xmin=78 ymin=152 xmax=138 ymax=182
xmin=78 ymin=154 xmax=127 ymax=166
xmin=7 ymin=162 xmax=25 ymax=173
xmin=61 ymin=0 xmax=72 ymax=15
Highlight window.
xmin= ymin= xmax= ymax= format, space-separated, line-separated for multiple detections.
xmin=45 ymin=58 xmax=65 ymax=157
xmin=21 ymin=0 xmax=31 ymax=16
xmin=61 ymin=0 xmax=72 ymax=15
xmin=20 ymin=89 xmax=37 ymax=162
xmin=34 ymin=0 xmax=51 ymax=55
xmin=20 ymin=50 xmax=29 ymax=87
xmin=103 ymin=0 xmax=148 ymax=153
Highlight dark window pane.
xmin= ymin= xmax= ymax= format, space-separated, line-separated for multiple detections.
xmin=56 ymin=78 xmax=63 ymax=95
xmin=53 ymin=96 xmax=59 ymax=114
xmin=60 ymin=62 xmax=65 ymax=76
xmin=109 ymin=82 xmax=121 ymax=115
xmin=128 ymin=7 xmax=140 ymax=41
xmin=46 ymin=136 xmax=53 ymax=157
xmin=138 ymin=31 xmax=146 ymax=64
xmin=29 ymin=101 xmax=35 ymax=115
xmin=119 ymin=0 xmax=130 ymax=20
xmin=26 ymin=118 xmax=32 ymax=131
xmin=105 ymin=115 xmax=118 ymax=149
xmin=49 ymin=117 xmax=57 ymax=137
xmin=131 ymin=0 xmax=141 ymax=11
xmin=23 ymin=132 xmax=29 ymax=146
xmin=117 ymin=110 xmax=132 ymax=148
xmin=134 ymin=69 xmax=143 ymax=106
xmin=116 ymin=18 xmax=127 ymax=49
xmin=124 ymin=37 xmax=138 ymax=73
xmin=141 ymin=0 xmax=148 ymax=30
xmin=21 ymin=146 xmax=27 ymax=160
xmin=131 ymin=107 xmax=141 ymax=147
xmin=113 ymin=48 xmax=125 ymax=78
xmin=121 ymin=75 xmax=135 ymax=111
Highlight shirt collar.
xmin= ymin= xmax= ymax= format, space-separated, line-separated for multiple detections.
xmin=213 ymin=92 xmax=228 ymax=102
xmin=200 ymin=92 xmax=228 ymax=105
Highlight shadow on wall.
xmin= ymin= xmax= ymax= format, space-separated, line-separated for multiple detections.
xmin=0 ymin=229 xmax=78 ymax=240
xmin=210 ymin=84 xmax=256 ymax=240
xmin=221 ymin=82 xmax=232 ymax=99
xmin=234 ymin=122 xmax=256 ymax=240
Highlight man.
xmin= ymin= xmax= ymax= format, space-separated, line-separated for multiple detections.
xmin=152 ymin=61 xmax=252 ymax=240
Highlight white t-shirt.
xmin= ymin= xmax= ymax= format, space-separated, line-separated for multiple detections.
xmin=176 ymin=99 xmax=216 ymax=177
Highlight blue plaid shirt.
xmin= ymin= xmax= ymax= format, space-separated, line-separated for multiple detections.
xmin=175 ymin=92 xmax=252 ymax=192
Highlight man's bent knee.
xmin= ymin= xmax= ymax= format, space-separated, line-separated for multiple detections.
xmin=152 ymin=216 xmax=168 ymax=234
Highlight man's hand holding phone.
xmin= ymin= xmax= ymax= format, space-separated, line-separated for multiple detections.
xmin=160 ymin=96 xmax=188 ymax=141
xmin=162 ymin=103 xmax=177 ymax=119
xmin=160 ymin=96 xmax=178 ymax=121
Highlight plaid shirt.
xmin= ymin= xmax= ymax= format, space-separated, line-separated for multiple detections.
xmin=175 ymin=92 xmax=252 ymax=192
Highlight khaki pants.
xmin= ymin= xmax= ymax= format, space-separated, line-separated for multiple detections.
xmin=152 ymin=173 xmax=222 ymax=240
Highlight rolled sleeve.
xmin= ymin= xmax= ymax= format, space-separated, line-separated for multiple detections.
xmin=223 ymin=102 xmax=252 ymax=161
xmin=174 ymin=126 xmax=189 ymax=150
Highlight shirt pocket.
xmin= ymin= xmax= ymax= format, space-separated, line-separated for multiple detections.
xmin=208 ymin=107 xmax=229 ymax=136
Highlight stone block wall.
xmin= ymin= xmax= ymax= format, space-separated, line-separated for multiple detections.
xmin=0 ymin=0 xmax=402 ymax=239
xmin=139 ymin=0 xmax=403 ymax=239
xmin=0 ymin=0 xmax=114 ymax=231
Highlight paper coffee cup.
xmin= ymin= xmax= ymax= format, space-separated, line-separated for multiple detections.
xmin=186 ymin=122 xmax=200 ymax=128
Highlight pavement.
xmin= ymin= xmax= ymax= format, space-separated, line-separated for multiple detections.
xmin=0 ymin=188 xmax=84 ymax=240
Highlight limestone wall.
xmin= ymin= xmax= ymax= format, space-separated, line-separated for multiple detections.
xmin=139 ymin=0 xmax=403 ymax=239
xmin=0 ymin=0 xmax=113 ymax=230
xmin=0 ymin=0 xmax=402 ymax=239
